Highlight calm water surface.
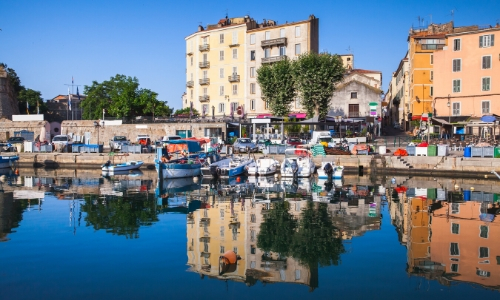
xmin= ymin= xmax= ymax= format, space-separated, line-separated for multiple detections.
xmin=0 ymin=169 xmax=499 ymax=299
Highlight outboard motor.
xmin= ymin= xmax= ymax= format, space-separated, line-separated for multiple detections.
xmin=210 ymin=165 xmax=219 ymax=178
xmin=291 ymin=160 xmax=298 ymax=177
xmin=104 ymin=160 xmax=111 ymax=167
xmin=323 ymin=163 xmax=333 ymax=175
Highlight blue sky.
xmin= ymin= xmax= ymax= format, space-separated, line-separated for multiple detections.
xmin=1 ymin=0 xmax=499 ymax=111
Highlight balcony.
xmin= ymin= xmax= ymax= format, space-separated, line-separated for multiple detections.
xmin=199 ymin=95 xmax=210 ymax=102
xmin=199 ymin=44 xmax=210 ymax=51
xmin=186 ymin=51 xmax=193 ymax=56
xmin=199 ymin=78 xmax=210 ymax=85
xmin=262 ymin=55 xmax=287 ymax=64
xmin=199 ymin=61 xmax=210 ymax=68
xmin=261 ymin=37 xmax=287 ymax=48
xmin=228 ymin=74 xmax=240 ymax=82
xmin=186 ymin=81 xmax=194 ymax=88
xmin=229 ymin=43 xmax=240 ymax=47
xmin=349 ymin=112 xmax=360 ymax=118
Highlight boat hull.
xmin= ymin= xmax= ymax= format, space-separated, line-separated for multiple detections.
xmin=157 ymin=162 xmax=202 ymax=179
xmin=204 ymin=157 xmax=253 ymax=178
xmin=102 ymin=161 xmax=143 ymax=172
xmin=0 ymin=155 xmax=19 ymax=168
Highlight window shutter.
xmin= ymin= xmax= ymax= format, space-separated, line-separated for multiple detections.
xmin=479 ymin=35 xmax=483 ymax=47
xmin=491 ymin=34 xmax=495 ymax=46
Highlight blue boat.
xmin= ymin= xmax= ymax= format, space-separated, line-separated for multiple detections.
xmin=155 ymin=140 xmax=207 ymax=179
xmin=202 ymin=156 xmax=254 ymax=178
xmin=0 ymin=155 xmax=19 ymax=168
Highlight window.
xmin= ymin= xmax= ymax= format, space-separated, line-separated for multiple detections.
xmin=203 ymin=87 xmax=207 ymax=95
xmin=233 ymin=48 xmax=238 ymax=59
xmin=233 ymin=247 xmax=238 ymax=254
xmin=450 ymin=243 xmax=460 ymax=256
xmin=453 ymin=79 xmax=461 ymax=93
xmin=482 ymin=56 xmax=491 ymax=69
xmin=452 ymin=59 xmax=461 ymax=72
xmin=250 ymin=246 xmax=256 ymax=254
xmin=264 ymin=99 xmax=269 ymax=109
xmin=479 ymin=247 xmax=489 ymax=258
xmin=232 ymin=67 xmax=237 ymax=75
xmin=265 ymin=31 xmax=270 ymax=40
xmin=220 ymin=246 xmax=225 ymax=253
xmin=264 ymin=48 xmax=270 ymax=58
xmin=190 ymin=90 xmax=193 ymax=99
xmin=451 ymin=223 xmax=460 ymax=234
xmin=250 ymin=34 xmax=255 ymax=45
xmin=430 ymin=54 xmax=433 ymax=65
xmin=220 ymin=50 xmax=224 ymax=61
xmin=250 ymin=83 xmax=256 ymax=94
xmin=219 ymin=86 xmax=224 ymax=96
xmin=232 ymin=31 xmax=237 ymax=44
xmin=280 ymin=28 xmax=285 ymax=38
xmin=250 ymin=229 xmax=255 ymax=242
xmin=450 ymin=264 xmax=459 ymax=272
xmin=250 ymin=99 xmax=255 ymax=110
xmin=218 ymin=103 xmax=225 ymax=113
xmin=279 ymin=46 xmax=286 ymax=56
xmin=220 ymin=33 xmax=224 ymax=44
xmin=482 ymin=101 xmax=490 ymax=114
xmin=220 ymin=68 xmax=224 ymax=78
xmin=476 ymin=269 xmax=491 ymax=277
xmin=430 ymin=70 xmax=433 ymax=81
xmin=203 ymin=70 xmax=207 ymax=79
xmin=202 ymin=104 xmax=208 ymax=115
xmin=479 ymin=34 xmax=495 ymax=48
xmin=250 ymin=67 xmax=255 ymax=78
xmin=231 ymin=102 xmax=238 ymax=112
xmin=250 ymin=50 xmax=255 ymax=61
xmin=349 ymin=104 xmax=359 ymax=117
xmin=452 ymin=102 xmax=460 ymax=116
xmin=220 ymin=209 xmax=224 ymax=218
xmin=232 ymin=84 xmax=237 ymax=95
xmin=482 ymin=77 xmax=491 ymax=91
xmin=480 ymin=225 xmax=489 ymax=238
xmin=430 ymin=86 xmax=433 ymax=96
xmin=295 ymin=270 xmax=301 ymax=280
xmin=453 ymin=38 xmax=461 ymax=51
xmin=203 ymin=242 xmax=208 ymax=252
xmin=295 ymin=26 xmax=300 ymax=37
xmin=190 ymin=73 xmax=193 ymax=81
xmin=451 ymin=203 xmax=460 ymax=214
xmin=295 ymin=43 xmax=301 ymax=55
xmin=190 ymin=57 xmax=193 ymax=66
xmin=351 ymin=92 xmax=358 ymax=99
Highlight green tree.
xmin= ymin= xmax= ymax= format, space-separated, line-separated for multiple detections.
xmin=292 ymin=53 xmax=345 ymax=120
xmin=81 ymin=74 xmax=171 ymax=120
xmin=17 ymin=88 xmax=48 ymax=114
xmin=174 ymin=107 xmax=199 ymax=117
xmin=257 ymin=201 xmax=297 ymax=256
xmin=0 ymin=63 xmax=23 ymax=97
xmin=257 ymin=58 xmax=296 ymax=117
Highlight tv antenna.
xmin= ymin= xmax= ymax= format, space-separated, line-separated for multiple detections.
xmin=450 ymin=9 xmax=457 ymax=22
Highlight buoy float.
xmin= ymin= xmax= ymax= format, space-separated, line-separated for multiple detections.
xmin=236 ymin=177 xmax=241 ymax=182
xmin=193 ymin=177 xmax=199 ymax=183
xmin=14 ymin=169 xmax=19 ymax=175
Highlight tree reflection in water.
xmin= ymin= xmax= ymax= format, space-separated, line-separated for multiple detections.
xmin=258 ymin=201 xmax=345 ymax=267
xmin=81 ymin=197 xmax=159 ymax=239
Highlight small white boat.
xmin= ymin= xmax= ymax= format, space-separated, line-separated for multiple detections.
xmin=317 ymin=161 xmax=344 ymax=179
xmin=0 ymin=155 xmax=19 ymax=168
xmin=102 ymin=160 xmax=143 ymax=172
xmin=203 ymin=156 xmax=254 ymax=178
xmin=280 ymin=148 xmax=315 ymax=178
xmin=246 ymin=157 xmax=280 ymax=176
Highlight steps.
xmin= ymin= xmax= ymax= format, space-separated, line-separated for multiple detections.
xmin=396 ymin=156 xmax=413 ymax=169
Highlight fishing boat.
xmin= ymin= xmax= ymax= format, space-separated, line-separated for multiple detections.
xmin=0 ymin=155 xmax=19 ymax=168
xmin=155 ymin=140 xmax=204 ymax=179
xmin=102 ymin=160 xmax=143 ymax=172
xmin=317 ymin=161 xmax=344 ymax=179
xmin=202 ymin=155 xmax=254 ymax=178
xmin=246 ymin=157 xmax=280 ymax=176
xmin=280 ymin=148 xmax=315 ymax=178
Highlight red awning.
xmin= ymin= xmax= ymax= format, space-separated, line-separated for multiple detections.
xmin=412 ymin=115 xmax=429 ymax=121
xmin=289 ymin=113 xmax=307 ymax=118
xmin=257 ymin=114 xmax=273 ymax=118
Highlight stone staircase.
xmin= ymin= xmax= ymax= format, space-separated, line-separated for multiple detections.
xmin=396 ymin=156 xmax=413 ymax=169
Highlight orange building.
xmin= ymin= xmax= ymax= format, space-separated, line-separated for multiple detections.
xmin=431 ymin=201 xmax=500 ymax=289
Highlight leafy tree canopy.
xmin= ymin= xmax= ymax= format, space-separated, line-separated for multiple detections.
xmin=81 ymin=74 xmax=172 ymax=120
xmin=257 ymin=59 xmax=296 ymax=117
xmin=174 ymin=107 xmax=199 ymax=116
xmin=292 ymin=52 xmax=345 ymax=120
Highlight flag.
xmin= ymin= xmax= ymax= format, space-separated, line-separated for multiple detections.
xmin=68 ymin=88 xmax=72 ymax=111
xmin=77 ymin=87 xmax=80 ymax=101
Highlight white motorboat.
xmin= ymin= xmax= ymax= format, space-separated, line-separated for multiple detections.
xmin=202 ymin=155 xmax=254 ymax=178
xmin=102 ymin=160 xmax=143 ymax=172
xmin=280 ymin=148 xmax=315 ymax=178
xmin=246 ymin=157 xmax=280 ymax=176
xmin=317 ymin=161 xmax=344 ymax=179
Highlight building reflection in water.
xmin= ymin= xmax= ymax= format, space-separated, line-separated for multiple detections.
xmin=186 ymin=176 xmax=382 ymax=290
xmin=390 ymin=185 xmax=500 ymax=290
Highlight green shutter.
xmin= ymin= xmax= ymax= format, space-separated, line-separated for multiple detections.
xmin=479 ymin=35 xmax=483 ymax=47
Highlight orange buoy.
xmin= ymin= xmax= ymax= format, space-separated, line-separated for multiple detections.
xmin=14 ymin=169 xmax=19 ymax=175
xmin=236 ymin=177 xmax=241 ymax=183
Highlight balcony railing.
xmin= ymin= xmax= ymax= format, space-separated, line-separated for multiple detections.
xmin=262 ymin=55 xmax=287 ymax=64
xmin=199 ymin=78 xmax=210 ymax=85
xmin=349 ymin=112 xmax=360 ymax=118
xmin=421 ymin=44 xmax=445 ymax=50
xmin=186 ymin=81 xmax=194 ymax=88
xmin=199 ymin=61 xmax=210 ymax=68
xmin=199 ymin=95 xmax=210 ymax=102
xmin=199 ymin=44 xmax=210 ymax=51
xmin=228 ymin=74 xmax=240 ymax=82
xmin=261 ymin=37 xmax=287 ymax=47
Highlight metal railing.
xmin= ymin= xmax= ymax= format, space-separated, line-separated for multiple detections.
xmin=261 ymin=37 xmax=287 ymax=47
xmin=199 ymin=61 xmax=210 ymax=68
xmin=199 ymin=95 xmax=210 ymax=102
xmin=262 ymin=55 xmax=287 ymax=64
xmin=186 ymin=81 xmax=194 ymax=87
xmin=228 ymin=74 xmax=240 ymax=82
xmin=199 ymin=78 xmax=210 ymax=85
xmin=199 ymin=44 xmax=210 ymax=51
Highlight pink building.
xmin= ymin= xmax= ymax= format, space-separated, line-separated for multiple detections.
xmin=433 ymin=26 xmax=499 ymax=131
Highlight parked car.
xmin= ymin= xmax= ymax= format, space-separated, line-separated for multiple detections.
xmin=233 ymin=138 xmax=258 ymax=153
xmin=52 ymin=135 xmax=72 ymax=152
xmin=109 ymin=136 xmax=130 ymax=151
xmin=256 ymin=139 xmax=271 ymax=152
xmin=7 ymin=136 xmax=25 ymax=145
xmin=286 ymin=137 xmax=303 ymax=146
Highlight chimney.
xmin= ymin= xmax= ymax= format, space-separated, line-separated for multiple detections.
xmin=198 ymin=25 xmax=204 ymax=32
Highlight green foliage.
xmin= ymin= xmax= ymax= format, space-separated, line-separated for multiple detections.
xmin=174 ymin=107 xmax=199 ymax=116
xmin=302 ymin=125 xmax=310 ymax=133
xmin=17 ymin=88 xmax=48 ymax=114
xmin=257 ymin=202 xmax=297 ymax=255
xmin=81 ymin=74 xmax=171 ymax=120
xmin=292 ymin=53 xmax=345 ymax=120
xmin=257 ymin=58 xmax=296 ymax=117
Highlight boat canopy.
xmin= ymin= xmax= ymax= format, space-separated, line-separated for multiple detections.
xmin=284 ymin=148 xmax=311 ymax=157
xmin=166 ymin=140 xmax=202 ymax=153
xmin=182 ymin=137 xmax=211 ymax=145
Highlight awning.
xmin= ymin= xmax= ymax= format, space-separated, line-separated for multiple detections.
xmin=257 ymin=114 xmax=273 ymax=118
xmin=289 ymin=113 xmax=307 ymax=118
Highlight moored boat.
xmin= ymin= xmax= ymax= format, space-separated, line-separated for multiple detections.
xmin=203 ymin=155 xmax=254 ymax=178
xmin=0 ymin=155 xmax=19 ymax=169
xmin=280 ymin=148 xmax=315 ymax=178
xmin=102 ymin=160 xmax=143 ymax=172
xmin=155 ymin=140 xmax=204 ymax=179
xmin=246 ymin=157 xmax=280 ymax=176
xmin=317 ymin=161 xmax=344 ymax=179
